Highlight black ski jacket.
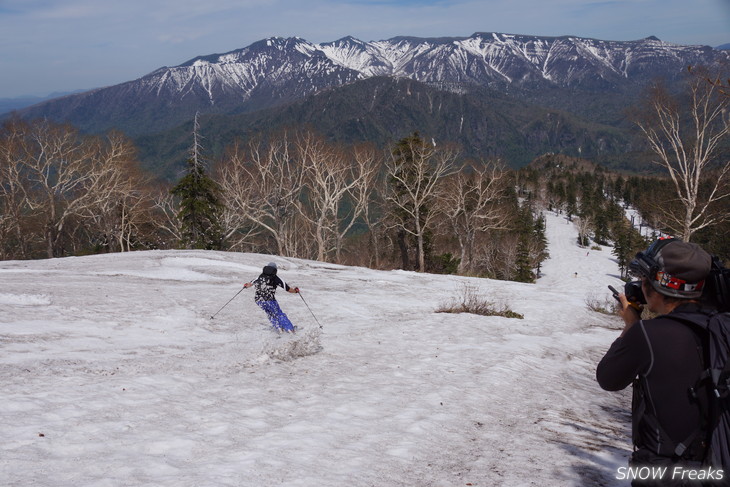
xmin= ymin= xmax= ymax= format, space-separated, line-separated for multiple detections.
xmin=251 ymin=273 xmax=291 ymax=302
xmin=596 ymin=303 xmax=708 ymax=459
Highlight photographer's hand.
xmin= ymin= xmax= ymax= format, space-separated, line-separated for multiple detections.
xmin=618 ymin=294 xmax=641 ymax=337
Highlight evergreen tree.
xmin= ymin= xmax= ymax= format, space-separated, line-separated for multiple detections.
xmin=612 ymin=223 xmax=647 ymax=279
xmin=512 ymin=203 xmax=544 ymax=283
xmin=564 ymin=179 xmax=578 ymax=220
xmin=514 ymin=235 xmax=534 ymax=283
xmin=593 ymin=206 xmax=611 ymax=245
xmin=533 ymin=213 xmax=549 ymax=278
xmin=170 ymin=114 xmax=224 ymax=250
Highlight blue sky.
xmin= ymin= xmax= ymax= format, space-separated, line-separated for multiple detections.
xmin=0 ymin=0 xmax=728 ymax=98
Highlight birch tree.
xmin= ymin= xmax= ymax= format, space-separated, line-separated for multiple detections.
xmin=0 ymin=119 xmax=34 ymax=258
xmin=386 ymin=133 xmax=457 ymax=272
xmin=0 ymin=119 xmax=152 ymax=257
xmin=14 ymin=120 xmax=138 ymax=257
xmin=151 ymin=184 xmax=184 ymax=247
xmin=217 ymin=134 xmax=305 ymax=257
xmin=297 ymin=132 xmax=380 ymax=262
xmin=439 ymin=160 xmax=511 ymax=273
xmin=80 ymin=132 xmax=150 ymax=252
xmin=344 ymin=144 xmax=382 ymax=264
xmin=635 ymin=70 xmax=730 ymax=241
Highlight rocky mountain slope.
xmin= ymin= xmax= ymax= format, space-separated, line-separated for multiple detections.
xmin=17 ymin=33 xmax=728 ymax=135
xmin=11 ymin=32 xmax=728 ymax=174
xmin=137 ymin=76 xmax=636 ymax=179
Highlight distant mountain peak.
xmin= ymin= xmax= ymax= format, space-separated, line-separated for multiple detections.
xmin=13 ymin=31 xmax=730 ymax=138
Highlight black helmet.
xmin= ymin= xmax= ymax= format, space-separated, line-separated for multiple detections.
xmin=262 ymin=262 xmax=277 ymax=276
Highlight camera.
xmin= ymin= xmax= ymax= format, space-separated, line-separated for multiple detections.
xmin=608 ymin=280 xmax=646 ymax=306
xmin=624 ymin=280 xmax=646 ymax=305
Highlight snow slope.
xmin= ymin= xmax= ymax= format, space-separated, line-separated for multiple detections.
xmin=0 ymin=211 xmax=632 ymax=486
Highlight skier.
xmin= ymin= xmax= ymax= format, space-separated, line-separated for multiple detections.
xmin=244 ymin=262 xmax=300 ymax=333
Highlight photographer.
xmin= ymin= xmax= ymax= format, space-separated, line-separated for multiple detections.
xmin=596 ymin=238 xmax=714 ymax=486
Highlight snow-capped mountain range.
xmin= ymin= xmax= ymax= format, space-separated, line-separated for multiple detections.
xmin=152 ymin=33 xmax=725 ymax=98
xmin=14 ymin=32 xmax=730 ymax=138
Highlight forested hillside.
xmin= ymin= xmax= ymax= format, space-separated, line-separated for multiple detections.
xmin=3 ymin=64 xmax=729 ymax=275
xmin=2 ymin=119 xmax=728 ymax=278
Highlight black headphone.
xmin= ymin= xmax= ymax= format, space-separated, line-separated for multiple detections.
xmin=629 ymin=237 xmax=676 ymax=280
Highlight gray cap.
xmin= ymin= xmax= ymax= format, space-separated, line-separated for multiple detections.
xmin=267 ymin=262 xmax=277 ymax=269
xmin=652 ymin=241 xmax=711 ymax=298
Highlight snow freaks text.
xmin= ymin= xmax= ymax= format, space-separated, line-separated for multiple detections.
xmin=616 ymin=466 xmax=724 ymax=482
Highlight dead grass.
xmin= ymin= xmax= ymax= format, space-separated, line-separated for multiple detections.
xmin=436 ymin=283 xmax=523 ymax=319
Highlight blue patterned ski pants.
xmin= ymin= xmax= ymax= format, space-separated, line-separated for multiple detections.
xmin=256 ymin=300 xmax=295 ymax=332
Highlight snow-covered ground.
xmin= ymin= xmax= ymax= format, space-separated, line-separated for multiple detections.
xmin=1 ymin=211 xmax=633 ymax=486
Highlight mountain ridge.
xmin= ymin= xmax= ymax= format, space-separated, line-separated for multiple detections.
xmin=9 ymin=32 xmax=729 ymax=173
xmin=15 ymin=32 xmax=728 ymax=134
xmin=136 ymin=76 xmax=643 ymax=180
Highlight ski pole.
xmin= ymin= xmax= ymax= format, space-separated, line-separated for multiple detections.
xmin=210 ymin=286 xmax=245 ymax=320
xmin=298 ymin=291 xmax=323 ymax=329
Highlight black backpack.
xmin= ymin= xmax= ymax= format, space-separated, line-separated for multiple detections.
xmin=667 ymin=309 xmax=730 ymax=475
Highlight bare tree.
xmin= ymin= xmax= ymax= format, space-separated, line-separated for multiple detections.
xmin=217 ymin=134 xmax=305 ymax=257
xmin=0 ymin=119 xmax=35 ymax=258
xmin=15 ymin=120 xmax=122 ymax=257
xmin=0 ymin=119 xmax=153 ymax=258
xmin=151 ymin=183 xmax=184 ymax=247
xmin=296 ymin=132 xmax=347 ymax=261
xmin=79 ymin=132 xmax=150 ymax=252
xmin=341 ymin=144 xmax=382 ymax=263
xmin=386 ymin=134 xmax=458 ymax=272
xmin=439 ymin=160 xmax=511 ymax=274
xmin=215 ymin=141 xmax=264 ymax=251
xmin=635 ymin=70 xmax=730 ymax=241
xmin=296 ymin=132 xmax=380 ymax=262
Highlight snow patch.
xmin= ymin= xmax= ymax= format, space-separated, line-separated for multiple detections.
xmin=0 ymin=216 xmax=631 ymax=486
xmin=0 ymin=293 xmax=51 ymax=306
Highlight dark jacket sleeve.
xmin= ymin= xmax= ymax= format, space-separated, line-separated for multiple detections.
xmin=596 ymin=321 xmax=652 ymax=391
xmin=274 ymin=276 xmax=290 ymax=292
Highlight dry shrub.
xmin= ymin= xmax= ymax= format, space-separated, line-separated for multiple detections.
xmin=436 ymin=283 xmax=523 ymax=319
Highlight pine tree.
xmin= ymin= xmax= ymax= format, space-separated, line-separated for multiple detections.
xmin=514 ymin=235 xmax=534 ymax=283
xmin=564 ymin=179 xmax=578 ymax=220
xmin=593 ymin=206 xmax=610 ymax=245
xmin=533 ymin=213 xmax=549 ymax=278
xmin=170 ymin=114 xmax=224 ymax=250
xmin=512 ymin=204 xmax=542 ymax=283
xmin=612 ymin=223 xmax=647 ymax=279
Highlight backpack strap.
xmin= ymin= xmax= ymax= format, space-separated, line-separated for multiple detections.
xmin=668 ymin=311 xmax=730 ymax=397
xmin=633 ymin=313 xmax=711 ymax=460
xmin=662 ymin=311 xmax=730 ymax=462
